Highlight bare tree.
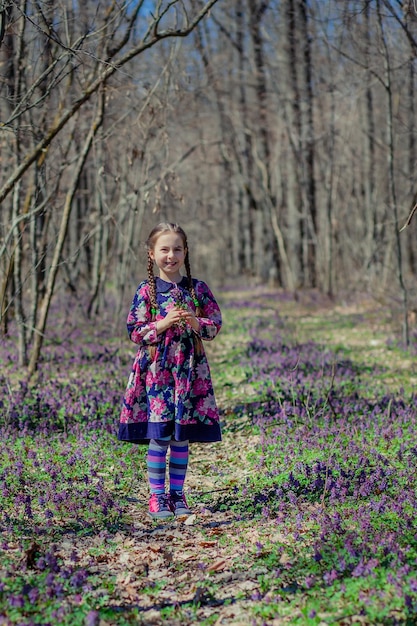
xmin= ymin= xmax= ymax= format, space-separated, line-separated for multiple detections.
xmin=3 ymin=0 xmax=417 ymax=369
xmin=0 ymin=0 xmax=220 ymax=374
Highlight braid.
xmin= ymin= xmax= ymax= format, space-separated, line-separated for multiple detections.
xmin=146 ymin=252 xmax=158 ymax=362
xmin=183 ymin=249 xmax=203 ymax=356
xmin=147 ymin=253 xmax=158 ymax=320
xmin=184 ymin=252 xmax=202 ymax=317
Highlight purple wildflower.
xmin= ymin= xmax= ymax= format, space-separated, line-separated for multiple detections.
xmin=85 ymin=610 xmax=100 ymax=626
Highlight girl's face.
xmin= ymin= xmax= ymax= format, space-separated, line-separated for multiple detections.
xmin=149 ymin=232 xmax=187 ymax=282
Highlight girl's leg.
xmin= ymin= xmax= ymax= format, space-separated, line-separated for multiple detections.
xmin=147 ymin=436 xmax=171 ymax=493
xmin=147 ymin=437 xmax=174 ymax=518
xmin=169 ymin=439 xmax=189 ymax=493
xmin=169 ymin=439 xmax=191 ymax=515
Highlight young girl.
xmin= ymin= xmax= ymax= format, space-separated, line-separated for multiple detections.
xmin=118 ymin=222 xmax=222 ymax=519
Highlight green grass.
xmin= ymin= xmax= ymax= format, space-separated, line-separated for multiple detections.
xmin=3 ymin=292 xmax=417 ymax=624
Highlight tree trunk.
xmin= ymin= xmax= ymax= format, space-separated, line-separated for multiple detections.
xmin=28 ymin=97 xmax=105 ymax=376
xmin=247 ymin=0 xmax=277 ymax=283
xmin=283 ymin=0 xmax=302 ymax=288
xmin=363 ymin=0 xmax=378 ymax=276
xmin=377 ymin=0 xmax=409 ymax=344
xmin=12 ymin=183 xmax=28 ymax=367
xmin=87 ymin=110 xmax=107 ymax=318
xmin=299 ymin=0 xmax=317 ymax=287
xmin=405 ymin=56 xmax=417 ymax=277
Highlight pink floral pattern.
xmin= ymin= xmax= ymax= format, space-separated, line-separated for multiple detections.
xmin=118 ymin=277 xmax=222 ymax=443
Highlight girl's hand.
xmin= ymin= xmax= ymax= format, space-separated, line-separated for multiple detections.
xmin=155 ymin=307 xmax=199 ymax=334
xmin=181 ymin=308 xmax=200 ymax=332
xmin=156 ymin=307 xmax=184 ymax=334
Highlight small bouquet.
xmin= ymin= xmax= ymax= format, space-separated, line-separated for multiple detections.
xmin=171 ymin=286 xmax=188 ymax=330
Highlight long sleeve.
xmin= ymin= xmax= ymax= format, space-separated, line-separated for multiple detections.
xmin=194 ymin=280 xmax=222 ymax=341
xmin=126 ymin=282 xmax=159 ymax=345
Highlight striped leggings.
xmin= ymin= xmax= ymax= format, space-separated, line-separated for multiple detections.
xmin=147 ymin=437 xmax=189 ymax=495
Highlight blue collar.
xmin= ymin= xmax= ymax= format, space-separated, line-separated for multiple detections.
xmin=155 ymin=276 xmax=188 ymax=293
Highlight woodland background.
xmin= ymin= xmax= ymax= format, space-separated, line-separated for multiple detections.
xmin=1 ymin=0 xmax=417 ymax=373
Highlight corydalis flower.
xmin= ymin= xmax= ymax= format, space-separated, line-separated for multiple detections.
xmin=8 ymin=595 xmax=24 ymax=608
xmin=171 ymin=286 xmax=188 ymax=330
xmin=171 ymin=286 xmax=184 ymax=303
xmin=85 ymin=611 xmax=100 ymax=626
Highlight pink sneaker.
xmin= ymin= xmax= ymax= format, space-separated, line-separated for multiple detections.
xmin=148 ymin=493 xmax=174 ymax=519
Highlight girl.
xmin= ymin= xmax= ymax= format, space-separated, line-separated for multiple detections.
xmin=118 ymin=222 xmax=222 ymax=519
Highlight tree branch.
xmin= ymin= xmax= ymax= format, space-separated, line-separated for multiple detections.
xmin=0 ymin=0 xmax=220 ymax=205
xmin=400 ymin=201 xmax=417 ymax=231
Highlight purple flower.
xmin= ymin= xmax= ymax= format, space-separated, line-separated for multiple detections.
xmin=85 ymin=610 xmax=100 ymax=626
xmin=323 ymin=569 xmax=338 ymax=585
xmin=351 ymin=562 xmax=365 ymax=578
xmin=36 ymin=557 xmax=47 ymax=570
xmin=28 ymin=587 xmax=39 ymax=603
xmin=9 ymin=594 xmax=25 ymax=608
xmin=304 ymin=575 xmax=316 ymax=589
xmin=70 ymin=570 xmax=88 ymax=588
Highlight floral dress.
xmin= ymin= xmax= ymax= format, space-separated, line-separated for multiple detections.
xmin=118 ymin=276 xmax=222 ymax=444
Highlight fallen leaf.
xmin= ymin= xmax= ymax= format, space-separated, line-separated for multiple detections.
xmin=175 ymin=551 xmax=199 ymax=563
xmin=95 ymin=554 xmax=109 ymax=563
xmin=207 ymin=528 xmax=224 ymax=536
xmin=122 ymin=538 xmax=136 ymax=548
xmin=118 ymin=551 xmax=131 ymax=564
xmin=175 ymin=572 xmax=191 ymax=583
xmin=164 ymin=531 xmax=184 ymax=540
xmin=279 ymin=552 xmax=292 ymax=565
xmin=116 ymin=572 xmax=134 ymax=585
xmin=207 ymin=559 xmax=227 ymax=572
xmin=149 ymin=543 xmax=162 ymax=553
xmin=123 ymin=583 xmax=141 ymax=600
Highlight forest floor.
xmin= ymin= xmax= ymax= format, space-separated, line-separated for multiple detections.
xmin=1 ymin=286 xmax=417 ymax=625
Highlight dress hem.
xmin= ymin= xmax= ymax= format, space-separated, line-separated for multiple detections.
xmin=117 ymin=421 xmax=222 ymax=445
